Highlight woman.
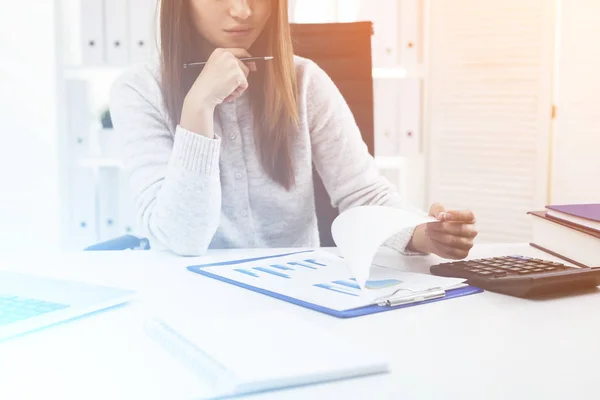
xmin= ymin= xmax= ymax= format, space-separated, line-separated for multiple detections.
xmin=110 ymin=0 xmax=478 ymax=257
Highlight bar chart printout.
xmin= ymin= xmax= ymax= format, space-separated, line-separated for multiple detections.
xmin=199 ymin=251 xmax=466 ymax=312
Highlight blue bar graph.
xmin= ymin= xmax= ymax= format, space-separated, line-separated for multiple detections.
xmin=365 ymin=279 xmax=402 ymax=289
xmin=304 ymin=259 xmax=327 ymax=267
xmin=269 ymin=264 xmax=294 ymax=271
xmin=235 ymin=269 xmax=259 ymax=278
xmin=314 ymin=284 xmax=359 ymax=297
xmin=253 ymin=267 xmax=290 ymax=279
xmin=333 ymin=280 xmax=361 ymax=290
xmin=288 ymin=262 xmax=317 ymax=270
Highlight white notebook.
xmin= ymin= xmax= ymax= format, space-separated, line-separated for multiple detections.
xmin=144 ymin=311 xmax=389 ymax=399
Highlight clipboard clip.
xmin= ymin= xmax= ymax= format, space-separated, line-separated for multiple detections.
xmin=376 ymin=287 xmax=446 ymax=307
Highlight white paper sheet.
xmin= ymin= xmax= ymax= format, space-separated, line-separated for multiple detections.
xmin=198 ymin=251 xmax=465 ymax=312
xmin=331 ymin=206 xmax=437 ymax=289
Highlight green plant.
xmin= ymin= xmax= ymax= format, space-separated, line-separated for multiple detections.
xmin=100 ymin=108 xmax=113 ymax=129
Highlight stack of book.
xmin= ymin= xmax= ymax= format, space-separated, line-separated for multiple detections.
xmin=528 ymin=204 xmax=600 ymax=268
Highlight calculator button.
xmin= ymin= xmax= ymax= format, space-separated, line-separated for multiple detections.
xmin=478 ymin=271 xmax=493 ymax=276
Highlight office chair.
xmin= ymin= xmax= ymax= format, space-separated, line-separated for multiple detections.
xmin=84 ymin=235 xmax=149 ymax=251
xmin=290 ymin=21 xmax=375 ymax=246
xmin=85 ymin=21 xmax=375 ymax=251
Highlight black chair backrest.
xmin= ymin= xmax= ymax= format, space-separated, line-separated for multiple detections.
xmin=290 ymin=22 xmax=375 ymax=246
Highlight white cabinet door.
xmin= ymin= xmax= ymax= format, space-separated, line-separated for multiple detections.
xmin=425 ymin=0 xmax=556 ymax=243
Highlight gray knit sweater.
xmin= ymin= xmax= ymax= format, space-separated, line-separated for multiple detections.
xmin=109 ymin=56 xmax=417 ymax=256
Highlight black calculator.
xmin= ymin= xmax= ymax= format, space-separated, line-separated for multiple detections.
xmin=430 ymin=255 xmax=600 ymax=297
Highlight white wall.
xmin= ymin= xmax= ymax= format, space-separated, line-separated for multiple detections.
xmin=550 ymin=0 xmax=600 ymax=204
xmin=0 ymin=1 xmax=60 ymax=251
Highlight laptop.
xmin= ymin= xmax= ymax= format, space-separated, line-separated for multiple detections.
xmin=0 ymin=271 xmax=136 ymax=341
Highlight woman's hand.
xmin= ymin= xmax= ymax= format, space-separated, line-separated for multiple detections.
xmin=180 ymin=48 xmax=257 ymax=137
xmin=408 ymin=203 xmax=478 ymax=260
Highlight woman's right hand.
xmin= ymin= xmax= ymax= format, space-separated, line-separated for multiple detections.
xmin=180 ymin=48 xmax=256 ymax=137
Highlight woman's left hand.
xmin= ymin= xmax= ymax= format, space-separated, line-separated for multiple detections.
xmin=408 ymin=203 xmax=478 ymax=260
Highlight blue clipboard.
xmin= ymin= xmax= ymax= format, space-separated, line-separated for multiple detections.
xmin=187 ymin=251 xmax=483 ymax=318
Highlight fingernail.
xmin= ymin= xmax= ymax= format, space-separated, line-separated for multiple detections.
xmin=436 ymin=212 xmax=446 ymax=220
xmin=444 ymin=212 xmax=453 ymax=220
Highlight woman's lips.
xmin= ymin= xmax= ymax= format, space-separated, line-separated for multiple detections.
xmin=223 ymin=28 xmax=253 ymax=37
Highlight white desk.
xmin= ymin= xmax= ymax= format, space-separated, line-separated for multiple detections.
xmin=0 ymin=243 xmax=598 ymax=400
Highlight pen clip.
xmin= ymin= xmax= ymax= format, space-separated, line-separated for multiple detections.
xmin=377 ymin=287 xmax=446 ymax=307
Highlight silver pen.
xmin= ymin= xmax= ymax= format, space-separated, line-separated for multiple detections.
xmin=183 ymin=56 xmax=274 ymax=68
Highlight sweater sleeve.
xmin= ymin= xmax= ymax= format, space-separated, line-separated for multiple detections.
xmin=303 ymin=61 xmax=425 ymax=255
xmin=109 ymin=67 xmax=222 ymax=256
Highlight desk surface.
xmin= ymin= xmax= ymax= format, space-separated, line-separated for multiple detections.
xmin=0 ymin=243 xmax=598 ymax=400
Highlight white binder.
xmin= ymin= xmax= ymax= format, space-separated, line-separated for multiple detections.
xmin=97 ymin=168 xmax=121 ymax=241
xmin=118 ymin=169 xmax=137 ymax=237
xmin=80 ymin=0 xmax=105 ymax=65
xmin=65 ymin=80 xmax=98 ymax=249
xmin=399 ymin=0 xmax=419 ymax=71
xmin=104 ymin=0 xmax=130 ymax=65
xmin=373 ymin=79 xmax=400 ymax=157
xmin=397 ymin=78 xmax=421 ymax=156
xmin=353 ymin=0 xmax=398 ymax=68
xmin=129 ymin=0 xmax=158 ymax=63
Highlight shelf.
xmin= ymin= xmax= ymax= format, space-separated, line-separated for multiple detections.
xmin=80 ymin=158 xmax=123 ymax=169
xmin=374 ymin=156 xmax=405 ymax=170
xmin=372 ymin=67 xmax=408 ymax=79
xmin=372 ymin=67 xmax=423 ymax=80
xmin=63 ymin=64 xmax=419 ymax=81
xmin=63 ymin=65 xmax=129 ymax=80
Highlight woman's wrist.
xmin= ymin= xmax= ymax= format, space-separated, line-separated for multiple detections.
xmin=406 ymin=225 xmax=430 ymax=254
xmin=180 ymin=99 xmax=216 ymax=138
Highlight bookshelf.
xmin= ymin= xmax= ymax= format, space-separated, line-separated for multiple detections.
xmin=55 ymin=0 xmax=154 ymax=249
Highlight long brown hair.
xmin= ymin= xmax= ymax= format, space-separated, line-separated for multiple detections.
xmin=159 ymin=0 xmax=299 ymax=189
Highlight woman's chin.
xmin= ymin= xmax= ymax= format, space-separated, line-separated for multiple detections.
xmin=216 ymin=36 xmax=258 ymax=51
